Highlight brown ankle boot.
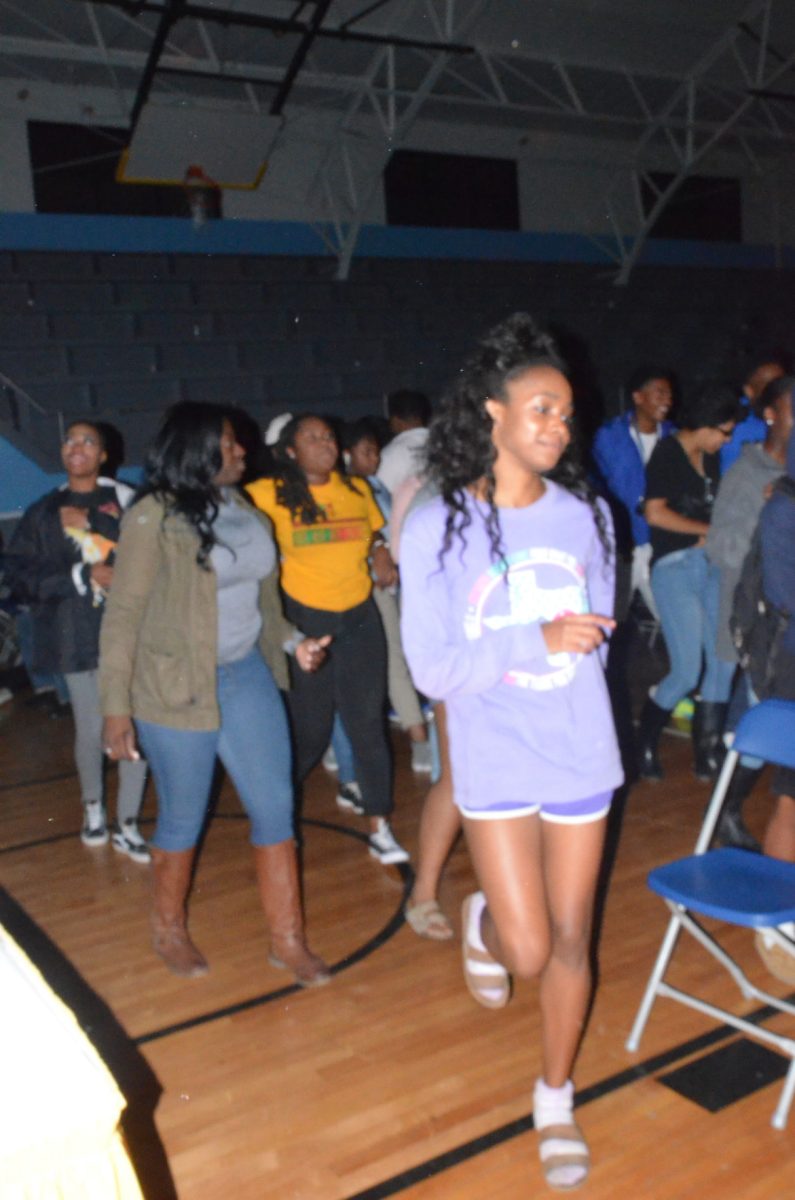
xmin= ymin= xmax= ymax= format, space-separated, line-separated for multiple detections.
xmin=254 ymin=840 xmax=331 ymax=988
xmin=150 ymin=847 xmax=209 ymax=978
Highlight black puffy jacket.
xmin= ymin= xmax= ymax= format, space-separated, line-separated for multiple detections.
xmin=5 ymin=478 xmax=133 ymax=674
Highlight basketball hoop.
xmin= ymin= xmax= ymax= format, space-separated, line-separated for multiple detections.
xmin=183 ymin=164 xmax=222 ymax=229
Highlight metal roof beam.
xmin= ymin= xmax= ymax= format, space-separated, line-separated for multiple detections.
xmin=307 ymin=0 xmax=491 ymax=278
xmin=127 ymin=0 xmax=183 ymax=133
xmin=75 ymin=0 xmax=476 ymax=55
xmin=609 ymin=0 xmax=795 ymax=285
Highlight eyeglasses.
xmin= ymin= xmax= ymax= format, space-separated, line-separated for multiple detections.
xmin=714 ymin=425 xmax=734 ymax=439
xmin=63 ymin=435 xmax=100 ymax=448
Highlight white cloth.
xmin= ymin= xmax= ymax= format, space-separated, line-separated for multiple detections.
xmin=0 ymin=926 xmax=144 ymax=1199
xmin=631 ymin=541 xmax=658 ymax=617
xmin=376 ymin=428 xmax=429 ymax=497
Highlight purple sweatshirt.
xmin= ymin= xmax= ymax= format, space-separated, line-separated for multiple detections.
xmin=400 ymin=484 xmax=623 ymax=815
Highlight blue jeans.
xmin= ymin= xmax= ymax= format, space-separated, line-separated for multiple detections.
xmin=331 ymin=707 xmax=442 ymax=785
xmin=136 ymin=649 xmax=294 ymax=851
xmin=330 ymin=711 xmax=357 ymax=786
xmin=651 ymin=547 xmax=735 ymax=710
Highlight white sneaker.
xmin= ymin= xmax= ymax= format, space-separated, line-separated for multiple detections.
xmin=111 ymin=820 xmax=151 ymax=865
xmin=336 ymin=781 xmax=365 ymax=814
xmin=368 ymin=819 xmax=410 ymax=865
xmin=411 ymin=739 xmax=433 ymax=773
xmin=81 ymin=800 xmax=109 ymax=847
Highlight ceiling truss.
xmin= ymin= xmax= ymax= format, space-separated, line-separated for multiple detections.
xmin=604 ymin=0 xmax=795 ymax=283
xmin=1 ymin=0 xmax=794 ymax=282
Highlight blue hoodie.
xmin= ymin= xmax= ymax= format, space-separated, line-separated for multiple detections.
xmin=591 ymin=411 xmax=674 ymax=547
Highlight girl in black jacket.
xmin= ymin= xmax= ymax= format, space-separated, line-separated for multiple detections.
xmin=6 ymin=421 xmax=148 ymax=860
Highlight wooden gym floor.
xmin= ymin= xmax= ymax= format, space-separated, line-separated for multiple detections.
xmin=1 ymin=638 xmax=793 ymax=1199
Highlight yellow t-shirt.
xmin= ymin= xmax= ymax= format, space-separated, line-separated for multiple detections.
xmin=247 ymin=472 xmax=384 ymax=612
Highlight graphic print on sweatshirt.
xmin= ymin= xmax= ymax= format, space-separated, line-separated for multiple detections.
xmin=62 ymin=492 xmax=123 ymax=606
xmin=289 ymin=502 xmax=369 ymax=548
xmin=464 ymin=546 xmax=587 ymax=691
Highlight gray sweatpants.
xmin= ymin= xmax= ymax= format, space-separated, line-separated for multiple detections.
xmin=64 ymin=669 xmax=147 ymax=824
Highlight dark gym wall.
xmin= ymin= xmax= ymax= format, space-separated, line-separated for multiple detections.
xmin=1 ymin=248 xmax=794 ymax=473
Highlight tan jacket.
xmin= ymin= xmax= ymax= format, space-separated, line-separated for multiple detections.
xmin=99 ymin=493 xmax=294 ymax=730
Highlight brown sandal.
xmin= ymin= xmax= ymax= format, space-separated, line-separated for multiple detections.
xmin=755 ymin=929 xmax=795 ymax=985
xmin=405 ymin=899 xmax=454 ymax=941
xmin=538 ymin=1121 xmax=590 ymax=1191
xmin=461 ymin=893 xmax=510 ymax=1009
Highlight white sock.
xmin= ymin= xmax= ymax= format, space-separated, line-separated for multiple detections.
xmin=533 ymin=1077 xmax=575 ymax=1128
xmin=466 ymin=891 xmax=488 ymax=953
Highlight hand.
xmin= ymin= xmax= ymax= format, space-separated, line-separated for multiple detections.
xmin=541 ymin=612 xmax=616 ymax=656
xmin=102 ymin=715 xmax=140 ymax=761
xmin=90 ymin=563 xmax=114 ymax=591
xmin=60 ymin=505 xmax=88 ymax=530
xmin=295 ymin=634 xmax=332 ymax=673
xmin=371 ymin=543 xmax=398 ymax=590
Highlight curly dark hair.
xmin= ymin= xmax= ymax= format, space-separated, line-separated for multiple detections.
xmin=271 ymin=413 xmax=362 ymax=524
xmin=426 ymin=311 xmax=611 ymax=568
xmin=678 ymin=381 xmax=742 ymax=431
xmin=137 ymin=400 xmax=229 ymax=567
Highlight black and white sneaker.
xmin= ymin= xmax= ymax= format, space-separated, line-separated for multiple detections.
xmin=368 ymin=819 xmax=410 ymax=865
xmin=111 ymin=820 xmax=151 ymax=864
xmin=336 ymin=782 xmax=365 ymax=815
xmin=81 ymin=800 xmax=109 ymax=847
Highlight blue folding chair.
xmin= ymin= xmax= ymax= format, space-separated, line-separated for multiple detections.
xmin=626 ymin=699 xmax=795 ymax=1129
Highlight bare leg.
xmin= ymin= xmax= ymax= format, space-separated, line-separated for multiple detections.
xmin=463 ymin=812 xmax=607 ymax=1085
xmin=763 ymin=795 xmax=795 ymax=861
xmin=538 ymin=818 xmax=607 ymax=1085
xmin=408 ymin=704 xmax=461 ymax=906
xmin=463 ymin=812 xmax=606 ymax=1189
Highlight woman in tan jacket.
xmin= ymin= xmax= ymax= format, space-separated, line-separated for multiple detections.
xmin=100 ymin=402 xmax=330 ymax=986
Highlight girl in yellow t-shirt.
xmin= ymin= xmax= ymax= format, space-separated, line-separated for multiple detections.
xmin=248 ymin=414 xmax=409 ymax=866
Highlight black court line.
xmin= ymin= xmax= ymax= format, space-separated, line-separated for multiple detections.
xmin=342 ymin=999 xmax=795 ymax=1200
xmin=0 ymin=830 xmax=84 ymax=854
xmin=0 ymin=768 xmax=77 ymax=793
xmin=0 ymin=806 xmax=413 ymax=1041
xmin=0 ymin=812 xmax=157 ymax=856
xmin=10 ymin=802 xmax=793 ymax=1196
xmin=0 ymin=807 xmax=368 ymax=857
xmin=135 ymin=854 xmax=413 ymax=1045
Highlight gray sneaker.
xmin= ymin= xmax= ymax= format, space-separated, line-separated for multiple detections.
xmin=368 ymin=819 xmax=410 ymax=865
xmin=81 ymin=800 xmax=109 ymax=847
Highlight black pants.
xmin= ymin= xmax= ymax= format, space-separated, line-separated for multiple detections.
xmin=771 ymin=649 xmax=795 ymax=797
xmin=284 ymin=595 xmax=393 ymax=818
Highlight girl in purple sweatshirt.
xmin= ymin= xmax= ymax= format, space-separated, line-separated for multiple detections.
xmin=400 ymin=313 xmax=622 ymax=1191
